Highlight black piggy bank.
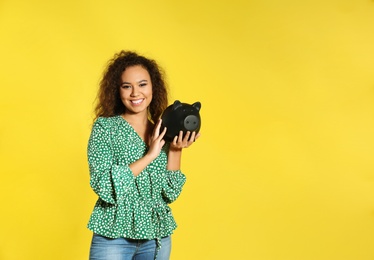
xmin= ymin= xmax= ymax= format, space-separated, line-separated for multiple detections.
xmin=160 ymin=100 xmax=202 ymax=142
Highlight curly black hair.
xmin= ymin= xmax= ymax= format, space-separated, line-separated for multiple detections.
xmin=94 ymin=51 xmax=168 ymax=123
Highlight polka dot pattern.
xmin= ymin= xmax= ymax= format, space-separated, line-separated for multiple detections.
xmin=87 ymin=116 xmax=186 ymax=239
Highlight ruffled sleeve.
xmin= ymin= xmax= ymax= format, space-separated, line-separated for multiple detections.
xmin=88 ymin=118 xmax=135 ymax=205
xmin=161 ymin=170 xmax=186 ymax=204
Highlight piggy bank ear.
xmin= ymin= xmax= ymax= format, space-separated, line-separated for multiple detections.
xmin=172 ymin=100 xmax=183 ymax=110
xmin=192 ymin=102 xmax=201 ymax=111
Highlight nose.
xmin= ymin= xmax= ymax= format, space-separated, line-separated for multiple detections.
xmin=130 ymin=86 xmax=139 ymax=97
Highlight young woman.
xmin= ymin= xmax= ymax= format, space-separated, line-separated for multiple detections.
xmin=87 ymin=51 xmax=199 ymax=260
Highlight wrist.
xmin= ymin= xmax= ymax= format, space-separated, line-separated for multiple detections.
xmin=144 ymin=152 xmax=156 ymax=162
xmin=169 ymin=147 xmax=182 ymax=154
xmin=167 ymin=149 xmax=182 ymax=171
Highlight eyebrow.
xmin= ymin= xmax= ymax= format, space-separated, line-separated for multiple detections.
xmin=121 ymin=79 xmax=148 ymax=85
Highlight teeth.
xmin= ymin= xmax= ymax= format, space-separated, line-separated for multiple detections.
xmin=131 ymin=99 xmax=143 ymax=104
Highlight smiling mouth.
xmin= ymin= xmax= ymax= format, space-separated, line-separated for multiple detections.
xmin=131 ymin=99 xmax=144 ymax=105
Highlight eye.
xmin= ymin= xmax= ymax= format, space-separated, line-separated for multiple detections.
xmin=121 ymin=84 xmax=131 ymax=89
xmin=139 ymin=83 xmax=147 ymax=87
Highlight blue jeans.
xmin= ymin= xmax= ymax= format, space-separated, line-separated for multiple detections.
xmin=89 ymin=234 xmax=171 ymax=260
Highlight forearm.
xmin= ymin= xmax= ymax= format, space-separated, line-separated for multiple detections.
xmin=167 ymin=149 xmax=182 ymax=171
xmin=129 ymin=154 xmax=154 ymax=176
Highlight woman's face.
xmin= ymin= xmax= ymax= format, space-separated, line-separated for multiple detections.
xmin=120 ymin=65 xmax=153 ymax=116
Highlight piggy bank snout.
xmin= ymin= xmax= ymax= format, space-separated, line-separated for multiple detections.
xmin=184 ymin=115 xmax=200 ymax=131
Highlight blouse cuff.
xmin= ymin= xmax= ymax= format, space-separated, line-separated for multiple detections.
xmin=162 ymin=170 xmax=186 ymax=203
xmin=111 ymin=165 xmax=135 ymax=203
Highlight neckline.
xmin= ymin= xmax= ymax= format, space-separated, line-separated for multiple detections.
xmin=118 ymin=115 xmax=149 ymax=147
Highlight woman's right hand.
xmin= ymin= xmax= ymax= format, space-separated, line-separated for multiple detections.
xmin=147 ymin=119 xmax=167 ymax=160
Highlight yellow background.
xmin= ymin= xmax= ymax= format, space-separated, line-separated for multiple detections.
xmin=1 ymin=0 xmax=374 ymax=259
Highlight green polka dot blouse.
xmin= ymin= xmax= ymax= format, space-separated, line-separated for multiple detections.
xmin=87 ymin=115 xmax=186 ymax=240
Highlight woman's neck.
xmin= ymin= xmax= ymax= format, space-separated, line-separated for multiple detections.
xmin=122 ymin=112 xmax=149 ymax=126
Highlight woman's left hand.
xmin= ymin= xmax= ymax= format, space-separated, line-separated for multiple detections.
xmin=170 ymin=131 xmax=201 ymax=151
